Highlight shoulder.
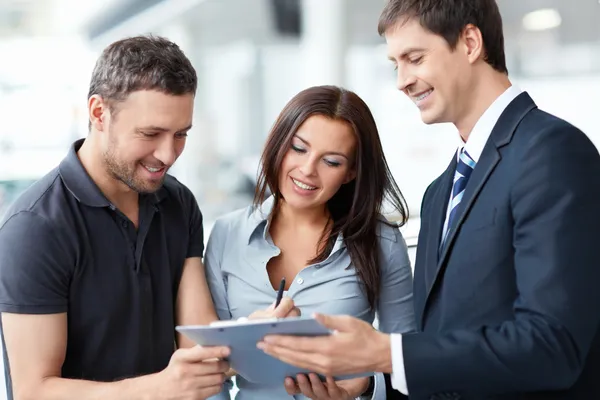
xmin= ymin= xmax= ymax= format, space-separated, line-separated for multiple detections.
xmin=1 ymin=167 xmax=69 ymax=229
xmin=375 ymin=216 xmax=404 ymax=243
xmin=374 ymin=217 xmax=411 ymax=266
xmin=518 ymin=108 xmax=595 ymax=152
xmin=209 ymin=205 xmax=258 ymax=242
xmin=0 ymin=209 xmax=72 ymax=267
xmin=506 ymin=108 xmax=600 ymax=181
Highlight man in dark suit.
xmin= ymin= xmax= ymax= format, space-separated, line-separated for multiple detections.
xmin=258 ymin=0 xmax=600 ymax=399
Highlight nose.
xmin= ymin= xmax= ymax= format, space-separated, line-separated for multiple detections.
xmin=298 ymin=157 xmax=318 ymax=177
xmin=153 ymin=136 xmax=180 ymax=167
xmin=397 ymin=66 xmax=417 ymax=93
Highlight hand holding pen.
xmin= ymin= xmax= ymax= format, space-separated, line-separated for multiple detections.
xmin=248 ymin=278 xmax=301 ymax=320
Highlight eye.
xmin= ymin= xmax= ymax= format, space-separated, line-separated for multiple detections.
xmin=409 ymin=56 xmax=423 ymax=64
xmin=142 ymin=132 xmax=158 ymax=138
xmin=175 ymin=131 xmax=188 ymax=139
xmin=291 ymin=144 xmax=306 ymax=153
xmin=324 ymin=159 xmax=341 ymax=167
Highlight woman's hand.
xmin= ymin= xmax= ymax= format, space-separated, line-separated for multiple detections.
xmin=284 ymin=374 xmax=370 ymax=400
xmin=248 ymin=297 xmax=300 ymax=320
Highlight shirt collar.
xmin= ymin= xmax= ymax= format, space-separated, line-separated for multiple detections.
xmin=59 ymin=138 xmax=167 ymax=208
xmin=247 ymin=196 xmax=276 ymax=244
xmin=245 ymin=197 xmax=397 ymax=257
xmin=460 ymin=85 xmax=522 ymax=162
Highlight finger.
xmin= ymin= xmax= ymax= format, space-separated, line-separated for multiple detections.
xmin=225 ymin=368 xmax=238 ymax=378
xmin=324 ymin=376 xmax=342 ymax=397
xmin=193 ymin=360 xmax=230 ymax=376
xmin=198 ymin=381 xmax=227 ymax=399
xmin=247 ymin=310 xmax=269 ymax=320
xmin=259 ymin=343 xmax=330 ymax=375
xmin=260 ymin=334 xmax=330 ymax=353
xmin=284 ymin=377 xmax=300 ymax=395
xmin=273 ymin=297 xmax=296 ymax=318
xmin=286 ymin=306 xmax=301 ymax=318
xmin=191 ymin=372 xmax=227 ymax=388
xmin=314 ymin=313 xmax=357 ymax=333
xmin=309 ymin=373 xmax=331 ymax=398
xmin=176 ymin=345 xmax=230 ymax=363
xmin=296 ymin=374 xmax=317 ymax=399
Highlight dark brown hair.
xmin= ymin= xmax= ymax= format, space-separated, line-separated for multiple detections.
xmin=254 ymin=85 xmax=408 ymax=308
xmin=87 ymin=35 xmax=197 ymax=127
xmin=378 ymin=0 xmax=508 ymax=74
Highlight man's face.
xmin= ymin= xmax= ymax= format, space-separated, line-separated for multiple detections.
xmin=385 ymin=18 xmax=472 ymax=126
xmin=101 ymin=90 xmax=194 ymax=194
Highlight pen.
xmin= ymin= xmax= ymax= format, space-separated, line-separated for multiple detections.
xmin=275 ymin=277 xmax=286 ymax=308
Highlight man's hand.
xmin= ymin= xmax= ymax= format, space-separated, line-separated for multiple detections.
xmin=284 ymin=374 xmax=370 ymax=400
xmin=248 ymin=296 xmax=300 ymax=320
xmin=154 ymin=345 xmax=231 ymax=400
xmin=258 ymin=313 xmax=392 ymax=376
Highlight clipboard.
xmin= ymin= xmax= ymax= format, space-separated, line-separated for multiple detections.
xmin=176 ymin=316 xmax=373 ymax=385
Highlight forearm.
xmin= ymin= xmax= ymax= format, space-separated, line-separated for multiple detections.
xmin=25 ymin=373 xmax=162 ymax=400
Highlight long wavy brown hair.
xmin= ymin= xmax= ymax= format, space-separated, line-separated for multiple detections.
xmin=254 ymin=85 xmax=408 ymax=308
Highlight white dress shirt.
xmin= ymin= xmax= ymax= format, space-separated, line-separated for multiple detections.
xmin=390 ymin=85 xmax=523 ymax=394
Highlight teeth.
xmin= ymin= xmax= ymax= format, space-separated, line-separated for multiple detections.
xmin=292 ymin=178 xmax=316 ymax=190
xmin=143 ymin=165 xmax=162 ymax=173
xmin=415 ymin=89 xmax=433 ymax=101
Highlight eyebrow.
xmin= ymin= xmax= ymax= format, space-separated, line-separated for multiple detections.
xmin=388 ymin=47 xmax=426 ymax=61
xmin=137 ymin=124 xmax=193 ymax=133
xmin=294 ymin=134 xmax=350 ymax=159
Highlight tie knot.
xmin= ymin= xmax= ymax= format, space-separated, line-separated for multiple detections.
xmin=456 ymin=149 xmax=476 ymax=178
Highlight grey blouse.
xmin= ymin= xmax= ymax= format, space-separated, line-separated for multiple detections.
xmin=205 ymin=197 xmax=416 ymax=400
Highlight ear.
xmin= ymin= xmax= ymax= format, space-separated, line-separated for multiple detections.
xmin=344 ymin=169 xmax=357 ymax=184
xmin=461 ymin=24 xmax=484 ymax=65
xmin=88 ymin=94 xmax=109 ymax=132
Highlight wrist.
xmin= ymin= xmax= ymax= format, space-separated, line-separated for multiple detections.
xmin=140 ymin=371 xmax=165 ymax=400
xmin=337 ymin=377 xmax=370 ymax=398
xmin=373 ymin=332 xmax=393 ymax=374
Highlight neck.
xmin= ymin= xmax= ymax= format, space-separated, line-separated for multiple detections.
xmin=274 ymin=199 xmax=330 ymax=232
xmin=455 ymin=69 xmax=512 ymax=142
xmin=78 ymin=134 xmax=139 ymax=211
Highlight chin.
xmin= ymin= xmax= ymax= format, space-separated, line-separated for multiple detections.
xmin=419 ymin=109 xmax=444 ymax=125
xmin=282 ymin=192 xmax=320 ymax=210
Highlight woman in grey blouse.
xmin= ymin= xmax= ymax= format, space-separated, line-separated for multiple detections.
xmin=205 ymin=85 xmax=415 ymax=400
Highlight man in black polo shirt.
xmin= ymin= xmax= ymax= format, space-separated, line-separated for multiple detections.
xmin=0 ymin=35 xmax=230 ymax=400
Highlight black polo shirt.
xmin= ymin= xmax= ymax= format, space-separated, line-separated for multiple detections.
xmin=0 ymin=139 xmax=204 ymax=396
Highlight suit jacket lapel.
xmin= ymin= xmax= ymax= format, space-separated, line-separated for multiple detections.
xmin=414 ymin=156 xmax=455 ymax=328
xmin=426 ymin=158 xmax=455 ymax=282
xmin=421 ymin=92 xmax=538 ymax=314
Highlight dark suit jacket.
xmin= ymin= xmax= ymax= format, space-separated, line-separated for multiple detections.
xmin=400 ymin=92 xmax=600 ymax=399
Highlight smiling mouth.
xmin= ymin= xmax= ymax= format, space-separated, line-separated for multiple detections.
xmin=142 ymin=164 xmax=166 ymax=173
xmin=413 ymin=89 xmax=433 ymax=102
xmin=292 ymin=178 xmax=317 ymax=190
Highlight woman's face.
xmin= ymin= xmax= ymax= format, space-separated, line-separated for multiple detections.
xmin=278 ymin=115 xmax=357 ymax=212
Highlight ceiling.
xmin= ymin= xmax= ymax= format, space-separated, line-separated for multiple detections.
xmin=1 ymin=0 xmax=599 ymax=55
xmin=176 ymin=0 xmax=600 ymax=47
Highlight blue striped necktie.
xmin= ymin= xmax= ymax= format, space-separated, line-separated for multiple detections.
xmin=441 ymin=149 xmax=476 ymax=248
